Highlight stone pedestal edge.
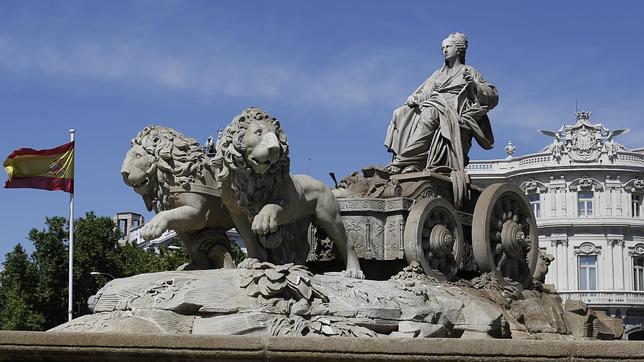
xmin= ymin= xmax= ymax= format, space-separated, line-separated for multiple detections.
xmin=0 ymin=331 xmax=642 ymax=361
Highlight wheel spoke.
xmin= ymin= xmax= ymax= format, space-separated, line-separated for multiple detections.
xmin=472 ymin=183 xmax=539 ymax=287
xmin=404 ymin=198 xmax=463 ymax=281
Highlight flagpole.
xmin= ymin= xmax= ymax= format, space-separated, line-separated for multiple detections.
xmin=68 ymin=129 xmax=75 ymax=322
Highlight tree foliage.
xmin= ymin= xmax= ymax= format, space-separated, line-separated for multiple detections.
xmin=28 ymin=216 xmax=70 ymax=328
xmin=116 ymin=239 xmax=187 ymax=276
xmin=0 ymin=244 xmax=43 ymax=330
xmin=0 ymin=212 xmax=197 ymax=330
xmin=230 ymin=239 xmax=246 ymax=265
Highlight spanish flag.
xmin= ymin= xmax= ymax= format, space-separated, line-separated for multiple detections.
xmin=3 ymin=141 xmax=74 ymax=193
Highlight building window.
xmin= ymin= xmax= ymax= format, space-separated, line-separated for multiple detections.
xmin=634 ymin=257 xmax=644 ymax=291
xmin=528 ymin=193 xmax=541 ymax=217
xmin=117 ymin=219 xmax=128 ymax=237
xmin=578 ymin=255 xmax=597 ymax=290
xmin=633 ymin=194 xmax=642 ymax=218
xmin=578 ymin=191 xmax=593 ymax=217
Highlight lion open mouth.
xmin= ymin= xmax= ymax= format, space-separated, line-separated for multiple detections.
xmin=133 ymin=178 xmax=150 ymax=189
xmin=249 ymin=156 xmax=275 ymax=174
xmin=251 ymin=156 xmax=273 ymax=167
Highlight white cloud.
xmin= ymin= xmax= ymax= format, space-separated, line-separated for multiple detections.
xmin=1 ymin=31 xmax=640 ymax=151
xmin=0 ymin=34 xmax=415 ymax=113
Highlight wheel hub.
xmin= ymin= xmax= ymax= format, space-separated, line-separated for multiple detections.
xmin=429 ymin=224 xmax=454 ymax=257
xmin=500 ymin=219 xmax=525 ymax=258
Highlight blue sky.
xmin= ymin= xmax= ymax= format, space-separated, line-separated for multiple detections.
xmin=1 ymin=1 xmax=644 ymax=262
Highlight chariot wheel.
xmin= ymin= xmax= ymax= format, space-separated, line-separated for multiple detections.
xmin=404 ymin=197 xmax=464 ymax=281
xmin=472 ymin=183 xmax=538 ymax=287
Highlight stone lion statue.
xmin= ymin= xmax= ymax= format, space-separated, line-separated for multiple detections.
xmin=213 ymin=107 xmax=363 ymax=278
xmin=121 ymin=125 xmax=235 ymax=270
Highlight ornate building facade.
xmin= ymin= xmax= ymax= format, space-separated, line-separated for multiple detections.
xmin=467 ymin=112 xmax=644 ymax=340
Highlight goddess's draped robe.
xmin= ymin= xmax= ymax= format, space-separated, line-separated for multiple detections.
xmin=384 ymin=64 xmax=498 ymax=173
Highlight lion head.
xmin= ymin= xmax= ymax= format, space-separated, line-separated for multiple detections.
xmin=121 ymin=125 xmax=211 ymax=213
xmin=213 ymin=107 xmax=290 ymax=217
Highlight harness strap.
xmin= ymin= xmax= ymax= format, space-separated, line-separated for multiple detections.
xmin=169 ymin=183 xmax=222 ymax=197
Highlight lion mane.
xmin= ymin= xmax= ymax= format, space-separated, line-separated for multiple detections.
xmin=132 ymin=125 xmax=211 ymax=213
xmin=213 ymin=107 xmax=290 ymax=218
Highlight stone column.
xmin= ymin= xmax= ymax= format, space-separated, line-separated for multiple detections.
xmin=549 ymin=177 xmax=557 ymax=217
xmin=606 ymin=239 xmax=615 ymax=289
xmin=625 ymin=250 xmax=632 ymax=291
xmin=625 ymin=245 xmax=641 ymax=291
xmin=595 ymin=188 xmax=601 ymax=218
xmin=567 ymin=241 xmax=576 ymax=290
xmin=616 ymin=187 xmax=623 ymax=216
xmin=550 ymin=238 xmax=568 ymax=290
xmin=550 ymin=239 xmax=559 ymax=287
xmin=561 ymin=239 xmax=569 ymax=289
xmin=614 ymin=239 xmax=625 ymax=289
xmin=560 ymin=189 xmax=567 ymax=217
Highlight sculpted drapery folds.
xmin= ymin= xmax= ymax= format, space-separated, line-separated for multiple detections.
xmin=384 ymin=32 xmax=498 ymax=174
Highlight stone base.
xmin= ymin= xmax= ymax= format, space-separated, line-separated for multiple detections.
xmin=50 ymin=265 xmax=623 ymax=341
xmin=1 ymin=331 xmax=643 ymax=361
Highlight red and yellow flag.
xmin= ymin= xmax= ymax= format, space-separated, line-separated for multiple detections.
xmin=3 ymin=141 xmax=74 ymax=193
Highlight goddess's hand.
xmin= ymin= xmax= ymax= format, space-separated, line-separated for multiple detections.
xmin=463 ymin=69 xmax=476 ymax=86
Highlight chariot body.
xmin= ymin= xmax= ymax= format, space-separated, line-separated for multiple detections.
xmin=308 ymin=167 xmax=539 ymax=287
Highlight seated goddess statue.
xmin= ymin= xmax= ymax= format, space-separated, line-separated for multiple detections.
xmin=384 ymin=32 xmax=498 ymax=175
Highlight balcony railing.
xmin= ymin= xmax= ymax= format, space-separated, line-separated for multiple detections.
xmin=518 ymin=155 xmax=552 ymax=166
xmin=466 ymin=150 xmax=644 ymax=175
xmin=558 ymin=290 xmax=644 ymax=307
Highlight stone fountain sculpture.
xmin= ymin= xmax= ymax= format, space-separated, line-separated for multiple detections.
xmin=211 ymin=107 xmax=363 ymax=279
xmin=384 ymin=32 xmax=497 ymax=208
xmin=53 ymin=32 xmax=623 ymax=341
xmin=120 ymin=126 xmax=235 ymax=269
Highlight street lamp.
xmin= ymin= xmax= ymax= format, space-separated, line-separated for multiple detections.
xmin=90 ymin=271 xmax=116 ymax=280
xmin=168 ymin=245 xmax=181 ymax=251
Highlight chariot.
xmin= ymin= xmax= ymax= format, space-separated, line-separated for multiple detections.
xmin=309 ymin=168 xmax=538 ymax=287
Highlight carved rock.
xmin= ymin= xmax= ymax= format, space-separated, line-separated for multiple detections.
xmin=566 ymin=312 xmax=596 ymax=338
xmin=52 ymin=265 xmax=623 ymax=341
xmin=564 ymin=300 xmax=588 ymax=315
xmin=564 ymin=308 xmax=624 ymax=340
xmin=52 ymin=266 xmax=509 ymax=339
xmin=509 ymin=293 xmax=568 ymax=335
xmin=594 ymin=310 xmax=624 ymax=340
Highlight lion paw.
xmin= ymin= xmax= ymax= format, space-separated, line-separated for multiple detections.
xmin=344 ymin=269 xmax=365 ymax=279
xmin=252 ymin=205 xmax=280 ymax=235
xmin=140 ymin=215 xmax=168 ymax=240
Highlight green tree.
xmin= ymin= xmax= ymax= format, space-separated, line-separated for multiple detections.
xmin=116 ymin=237 xmax=189 ymax=276
xmin=72 ymin=212 xmax=122 ymax=316
xmin=230 ymin=240 xmax=246 ymax=265
xmin=0 ymin=212 xmax=123 ymax=329
xmin=155 ymin=237 xmax=190 ymax=271
xmin=0 ymin=211 xmax=245 ymax=331
xmin=28 ymin=217 xmax=69 ymax=329
xmin=116 ymin=242 xmax=162 ymax=276
xmin=0 ymin=244 xmax=43 ymax=330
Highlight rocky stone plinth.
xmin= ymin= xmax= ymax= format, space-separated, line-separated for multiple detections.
xmin=52 ymin=262 xmax=622 ymax=340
